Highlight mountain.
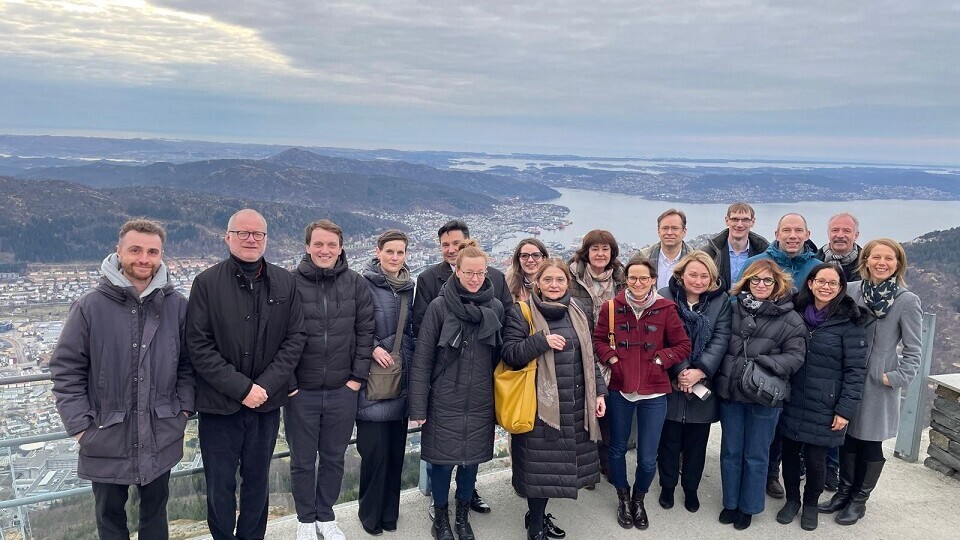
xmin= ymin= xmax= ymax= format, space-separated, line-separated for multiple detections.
xmin=0 ymin=176 xmax=395 ymax=263
xmin=904 ymin=227 xmax=960 ymax=374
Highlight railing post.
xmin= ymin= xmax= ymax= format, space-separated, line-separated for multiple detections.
xmin=894 ymin=312 xmax=936 ymax=462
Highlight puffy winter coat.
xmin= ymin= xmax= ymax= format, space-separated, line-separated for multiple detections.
xmin=715 ymin=295 xmax=807 ymax=407
xmin=409 ymin=280 xmax=504 ymax=465
xmin=412 ymin=261 xmax=512 ymax=337
xmin=593 ymin=291 xmax=692 ymax=395
xmin=660 ymin=279 xmax=732 ymax=424
xmin=501 ymin=296 xmax=606 ymax=499
xmin=357 ymin=259 xmax=415 ymax=422
xmin=780 ymin=295 xmax=868 ymax=447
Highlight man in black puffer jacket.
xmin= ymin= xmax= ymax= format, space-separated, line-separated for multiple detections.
xmin=287 ymin=219 xmax=375 ymax=540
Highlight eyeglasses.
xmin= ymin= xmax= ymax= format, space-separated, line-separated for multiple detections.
xmin=459 ymin=270 xmax=487 ymax=279
xmin=749 ymin=276 xmax=775 ymax=286
xmin=626 ymin=275 xmax=653 ymax=285
xmin=519 ymin=252 xmax=544 ymax=261
xmin=229 ymin=230 xmax=266 ymax=241
xmin=727 ymin=217 xmax=754 ymax=224
xmin=659 ymin=226 xmax=683 ymax=233
xmin=813 ymin=278 xmax=841 ymax=289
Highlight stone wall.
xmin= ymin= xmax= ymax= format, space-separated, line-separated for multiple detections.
xmin=925 ymin=384 xmax=960 ymax=476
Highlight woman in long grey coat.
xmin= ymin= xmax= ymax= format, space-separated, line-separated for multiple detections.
xmin=502 ymin=258 xmax=607 ymax=540
xmin=819 ymin=239 xmax=922 ymax=526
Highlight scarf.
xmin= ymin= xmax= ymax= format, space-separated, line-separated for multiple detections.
xmin=437 ymin=276 xmax=502 ymax=349
xmin=738 ymin=291 xmax=765 ymax=314
xmin=528 ymin=294 xmax=602 ymax=442
xmin=383 ymin=265 xmax=411 ymax=291
xmin=822 ymin=244 xmax=860 ymax=268
xmin=624 ymin=288 xmax=659 ymax=319
xmin=803 ymin=303 xmax=830 ymax=328
xmin=861 ymin=277 xmax=900 ymax=319
xmin=672 ymin=286 xmax=712 ymax=365
xmin=571 ymin=260 xmax=615 ymax=324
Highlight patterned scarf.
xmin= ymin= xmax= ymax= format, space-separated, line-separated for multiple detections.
xmin=738 ymin=291 xmax=765 ymax=314
xmin=624 ymin=288 xmax=659 ymax=319
xmin=672 ymin=288 xmax=712 ymax=364
xmin=822 ymin=244 xmax=860 ymax=268
xmin=571 ymin=260 xmax=616 ymax=323
xmin=861 ymin=277 xmax=900 ymax=319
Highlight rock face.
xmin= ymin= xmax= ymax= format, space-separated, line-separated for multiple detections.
xmin=926 ymin=384 xmax=960 ymax=477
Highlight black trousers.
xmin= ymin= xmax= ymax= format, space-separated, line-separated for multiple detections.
xmin=356 ymin=419 xmax=408 ymax=531
xmin=781 ymin=436 xmax=827 ymax=504
xmin=657 ymin=420 xmax=711 ymax=492
xmin=199 ymin=409 xmax=281 ymax=540
xmin=527 ymin=497 xmax=549 ymax=534
xmin=91 ymin=471 xmax=170 ymax=540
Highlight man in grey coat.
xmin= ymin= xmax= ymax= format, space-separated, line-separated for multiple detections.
xmin=51 ymin=219 xmax=194 ymax=540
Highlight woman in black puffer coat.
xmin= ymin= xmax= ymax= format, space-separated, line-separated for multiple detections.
xmin=502 ymin=258 xmax=607 ymax=540
xmin=775 ymin=263 xmax=867 ymax=531
xmin=409 ymin=240 xmax=504 ymax=540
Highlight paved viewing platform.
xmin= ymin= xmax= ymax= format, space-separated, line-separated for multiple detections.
xmin=232 ymin=425 xmax=959 ymax=540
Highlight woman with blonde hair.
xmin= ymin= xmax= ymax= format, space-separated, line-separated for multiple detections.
xmin=714 ymin=259 xmax=806 ymax=530
xmin=506 ymin=238 xmax=549 ymax=302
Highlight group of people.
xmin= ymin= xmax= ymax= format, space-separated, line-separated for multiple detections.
xmin=48 ymin=202 xmax=921 ymax=540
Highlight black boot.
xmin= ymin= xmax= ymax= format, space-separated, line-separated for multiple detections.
xmin=836 ymin=460 xmax=884 ymax=526
xmin=658 ymin=487 xmax=675 ymax=509
xmin=631 ymin=487 xmax=649 ymax=530
xmin=527 ymin=531 xmax=547 ymax=540
xmin=455 ymin=500 xmax=475 ymax=540
xmin=819 ymin=450 xmax=857 ymax=513
xmin=616 ymin=488 xmax=633 ymax=529
xmin=683 ymin=489 xmax=700 ymax=513
xmin=432 ymin=504 xmax=454 ymax=540
xmin=776 ymin=500 xmax=801 ymax=524
xmin=800 ymin=504 xmax=819 ymax=531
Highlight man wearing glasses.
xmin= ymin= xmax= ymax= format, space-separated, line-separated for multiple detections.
xmin=638 ymin=209 xmax=694 ymax=289
xmin=702 ymin=202 xmax=770 ymax=290
xmin=187 ymin=209 xmax=306 ymax=540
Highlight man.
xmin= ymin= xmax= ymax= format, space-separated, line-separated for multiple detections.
xmin=51 ymin=219 xmax=193 ymax=540
xmin=187 ymin=209 xmax=306 ymax=540
xmin=638 ymin=209 xmax=694 ymax=289
xmin=817 ymin=212 xmax=862 ymax=283
xmin=287 ymin=220 xmax=374 ymax=540
xmin=701 ymin=202 xmax=769 ymax=289
xmin=412 ymin=219 xmax=513 ymax=517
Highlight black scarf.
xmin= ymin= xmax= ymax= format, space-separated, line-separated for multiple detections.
xmin=861 ymin=278 xmax=900 ymax=319
xmin=437 ymin=276 xmax=502 ymax=348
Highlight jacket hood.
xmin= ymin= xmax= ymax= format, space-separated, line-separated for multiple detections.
xmin=764 ymin=241 xmax=818 ymax=267
xmin=297 ymin=249 xmax=349 ymax=281
xmin=362 ymin=258 xmax=415 ymax=292
xmin=99 ymin=253 xmax=170 ymax=300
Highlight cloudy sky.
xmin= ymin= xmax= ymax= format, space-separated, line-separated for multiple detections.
xmin=0 ymin=0 xmax=957 ymax=163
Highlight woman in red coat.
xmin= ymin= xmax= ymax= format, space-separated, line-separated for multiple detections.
xmin=594 ymin=255 xmax=691 ymax=531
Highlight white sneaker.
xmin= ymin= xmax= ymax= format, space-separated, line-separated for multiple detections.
xmin=315 ymin=520 xmax=346 ymax=540
xmin=297 ymin=522 xmax=318 ymax=540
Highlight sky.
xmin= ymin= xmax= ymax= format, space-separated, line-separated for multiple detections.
xmin=0 ymin=0 xmax=957 ymax=164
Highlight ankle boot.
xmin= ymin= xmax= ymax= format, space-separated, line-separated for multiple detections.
xmin=836 ymin=460 xmax=884 ymax=526
xmin=455 ymin=500 xmax=475 ymax=540
xmin=800 ymin=504 xmax=819 ymax=531
xmin=432 ymin=504 xmax=454 ymax=540
xmin=819 ymin=450 xmax=857 ymax=513
xmin=616 ymin=488 xmax=633 ymax=529
xmin=631 ymin=487 xmax=649 ymax=530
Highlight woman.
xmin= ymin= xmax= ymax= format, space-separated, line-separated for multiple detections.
xmin=593 ymin=256 xmax=691 ymax=530
xmin=656 ymin=251 xmax=732 ymax=514
xmin=505 ymin=238 xmax=549 ymax=302
xmin=820 ymin=239 xmax=922 ymax=526
xmin=714 ymin=259 xmax=806 ymax=530
xmin=357 ymin=230 xmax=416 ymax=535
xmin=502 ymin=258 xmax=608 ymax=540
xmin=776 ymin=263 xmax=867 ymax=531
xmin=409 ymin=240 xmax=505 ymax=540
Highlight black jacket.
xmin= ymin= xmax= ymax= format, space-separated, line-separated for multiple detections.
xmin=501 ymin=297 xmax=606 ymax=499
xmin=715 ymin=295 xmax=807 ymax=407
xmin=412 ymin=261 xmax=512 ymax=337
xmin=701 ymin=229 xmax=769 ymax=291
xmin=293 ymin=252 xmax=375 ymax=390
xmin=780 ymin=295 xmax=868 ymax=447
xmin=186 ymin=257 xmax=306 ymax=414
xmin=660 ymin=279 xmax=732 ymax=424
xmin=409 ymin=279 xmax=504 ymax=465
xmin=357 ymin=259 xmax=415 ymax=422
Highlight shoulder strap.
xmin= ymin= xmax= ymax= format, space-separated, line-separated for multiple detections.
xmin=391 ymin=293 xmax=410 ymax=355
xmin=607 ymin=300 xmax=616 ymax=349
xmin=518 ymin=301 xmax=535 ymax=336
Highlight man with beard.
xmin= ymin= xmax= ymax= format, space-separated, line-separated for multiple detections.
xmin=817 ymin=213 xmax=862 ymax=283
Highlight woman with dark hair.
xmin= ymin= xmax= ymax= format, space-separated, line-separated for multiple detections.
xmin=409 ymin=240 xmax=505 ymax=540
xmin=502 ymin=258 xmax=607 ymax=540
xmin=656 ymin=251 xmax=732 ymax=513
xmin=506 ymin=238 xmax=549 ymax=302
xmin=819 ymin=239 xmax=922 ymax=526
xmin=356 ymin=230 xmax=416 ymax=535
xmin=775 ymin=263 xmax=867 ymax=531
xmin=714 ymin=258 xmax=806 ymax=530
xmin=593 ymin=256 xmax=691 ymax=531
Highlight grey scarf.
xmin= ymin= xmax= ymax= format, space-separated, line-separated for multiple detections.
xmin=822 ymin=244 xmax=860 ymax=268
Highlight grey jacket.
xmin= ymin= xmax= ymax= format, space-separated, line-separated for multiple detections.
xmin=847 ymin=287 xmax=922 ymax=441
xmin=51 ymin=261 xmax=194 ymax=485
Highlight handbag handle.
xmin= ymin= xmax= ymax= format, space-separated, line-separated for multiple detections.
xmin=391 ymin=293 xmax=409 ymax=355
xmin=607 ymin=300 xmax=616 ymax=349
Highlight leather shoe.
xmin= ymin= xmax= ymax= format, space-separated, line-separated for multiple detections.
xmin=734 ymin=511 xmax=752 ymax=530
xmin=524 ymin=512 xmax=565 ymax=539
xmin=470 ymin=489 xmax=491 ymax=513
xmin=766 ymin=476 xmax=785 ymax=499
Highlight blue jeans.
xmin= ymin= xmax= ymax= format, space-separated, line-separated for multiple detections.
xmin=826 ymin=446 xmax=839 ymax=474
xmin=719 ymin=400 xmax=781 ymax=515
xmin=607 ymin=392 xmax=667 ymax=492
xmin=429 ymin=464 xmax=478 ymax=507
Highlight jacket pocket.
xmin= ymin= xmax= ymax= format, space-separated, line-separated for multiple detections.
xmin=153 ymin=402 xmax=187 ymax=452
xmin=79 ymin=410 xmax=128 ymax=459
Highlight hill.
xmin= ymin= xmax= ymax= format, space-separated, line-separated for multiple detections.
xmin=904 ymin=227 xmax=960 ymax=374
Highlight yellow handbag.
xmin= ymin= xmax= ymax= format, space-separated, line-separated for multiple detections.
xmin=494 ymin=301 xmax=537 ymax=434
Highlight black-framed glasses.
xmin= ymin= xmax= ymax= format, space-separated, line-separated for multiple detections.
xmin=459 ymin=269 xmax=487 ymax=279
xmin=229 ymin=230 xmax=267 ymax=241
xmin=626 ymin=275 xmax=653 ymax=285
xmin=749 ymin=276 xmax=775 ymax=286
xmin=812 ymin=278 xmax=841 ymax=289
xmin=519 ymin=252 xmax=544 ymax=261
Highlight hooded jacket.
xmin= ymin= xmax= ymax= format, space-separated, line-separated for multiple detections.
xmin=51 ymin=255 xmax=194 ymax=485
xmin=740 ymin=240 xmax=820 ymax=287
xmin=293 ymin=251 xmax=375 ymax=390
xmin=701 ymin=229 xmax=770 ymax=290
